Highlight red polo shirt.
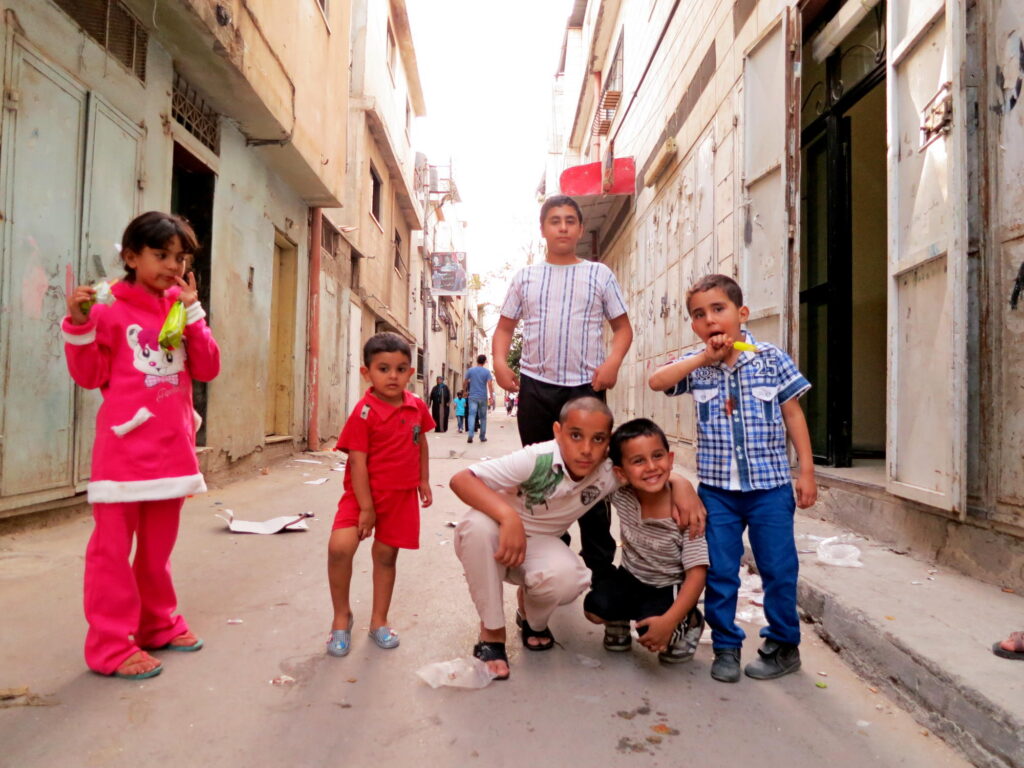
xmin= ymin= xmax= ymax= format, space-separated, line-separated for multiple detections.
xmin=336 ymin=388 xmax=435 ymax=492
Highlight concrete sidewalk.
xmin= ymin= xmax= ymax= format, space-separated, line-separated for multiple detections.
xmin=788 ymin=514 xmax=1023 ymax=768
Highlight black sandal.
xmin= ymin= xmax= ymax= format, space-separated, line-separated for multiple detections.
xmin=516 ymin=610 xmax=555 ymax=651
xmin=472 ymin=641 xmax=510 ymax=680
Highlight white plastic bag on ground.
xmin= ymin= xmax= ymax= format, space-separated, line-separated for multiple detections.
xmin=816 ymin=535 xmax=864 ymax=567
xmin=416 ymin=657 xmax=496 ymax=689
xmin=736 ymin=569 xmax=768 ymax=626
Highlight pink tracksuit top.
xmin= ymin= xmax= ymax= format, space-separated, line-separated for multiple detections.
xmin=62 ymin=280 xmax=220 ymax=503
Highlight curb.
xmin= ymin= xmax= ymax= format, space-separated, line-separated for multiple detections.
xmin=797 ymin=578 xmax=1024 ymax=768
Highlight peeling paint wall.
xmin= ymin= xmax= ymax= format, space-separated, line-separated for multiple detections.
xmin=552 ymin=0 xmax=1024 ymax=571
xmin=991 ymin=0 xmax=1024 ymax=530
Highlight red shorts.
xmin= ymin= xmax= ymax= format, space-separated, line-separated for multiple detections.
xmin=332 ymin=488 xmax=420 ymax=549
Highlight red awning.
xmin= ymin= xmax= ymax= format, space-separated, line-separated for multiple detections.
xmin=557 ymin=158 xmax=635 ymax=261
xmin=558 ymin=157 xmax=635 ymax=196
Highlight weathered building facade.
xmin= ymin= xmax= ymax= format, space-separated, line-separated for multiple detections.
xmin=411 ymin=162 xmax=486 ymax=402
xmin=0 ymin=0 xmax=351 ymax=519
xmin=334 ymin=0 xmax=425 ymax=416
xmin=545 ymin=0 xmax=1024 ymax=589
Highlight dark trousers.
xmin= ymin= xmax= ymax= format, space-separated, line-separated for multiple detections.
xmin=431 ymin=402 xmax=449 ymax=432
xmin=516 ymin=374 xmax=616 ymax=584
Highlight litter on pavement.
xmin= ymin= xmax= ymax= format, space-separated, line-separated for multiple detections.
xmin=304 ymin=477 xmax=329 ymax=485
xmin=816 ymin=535 xmax=864 ymax=567
xmin=416 ymin=657 xmax=496 ymax=689
xmin=216 ymin=509 xmax=314 ymax=534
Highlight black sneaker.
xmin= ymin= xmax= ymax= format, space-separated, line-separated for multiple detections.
xmin=744 ymin=640 xmax=801 ymax=680
xmin=658 ymin=607 xmax=704 ymax=664
xmin=710 ymin=647 xmax=741 ymax=682
xmin=467 ymin=437 xmax=473 ymax=443
xmin=603 ymin=620 xmax=632 ymax=652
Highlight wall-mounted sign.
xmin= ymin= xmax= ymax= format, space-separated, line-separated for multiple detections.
xmin=430 ymin=252 xmax=468 ymax=296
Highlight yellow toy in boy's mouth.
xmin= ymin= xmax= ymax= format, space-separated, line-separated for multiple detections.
xmin=733 ymin=341 xmax=757 ymax=353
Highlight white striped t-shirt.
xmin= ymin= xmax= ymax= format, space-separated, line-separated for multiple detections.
xmin=499 ymin=260 xmax=628 ymax=387
xmin=612 ymin=487 xmax=710 ymax=588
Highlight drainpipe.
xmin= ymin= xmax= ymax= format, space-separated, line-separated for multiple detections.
xmin=307 ymin=207 xmax=322 ymax=451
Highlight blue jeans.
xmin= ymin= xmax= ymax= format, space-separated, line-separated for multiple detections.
xmin=467 ymin=398 xmax=487 ymax=439
xmin=699 ymin=483 xmax=799 ymax=649
xmin=456 ymin=414 xmax=465 ymax=431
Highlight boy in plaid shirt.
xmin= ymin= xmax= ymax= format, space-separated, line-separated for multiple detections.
xmin=649 ymin=275 xmax=816 ymax=683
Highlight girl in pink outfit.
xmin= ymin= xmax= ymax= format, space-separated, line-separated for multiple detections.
xmin=63 ymin=211 xmax=220 ymax=680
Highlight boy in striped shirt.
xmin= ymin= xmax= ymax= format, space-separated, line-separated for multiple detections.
xmin=583 ymin=418 xmax=709 ymax=664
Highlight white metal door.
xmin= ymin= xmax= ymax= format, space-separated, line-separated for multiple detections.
xmin=885 ymin=0 xmax=968 ymax=513
xmin=0 ymin=41 xmax=86 ymax=502
xmin=740 ymin=10 xmax=800 ymax=350
xmin=74 ymin=95 xmax=144 ymax=486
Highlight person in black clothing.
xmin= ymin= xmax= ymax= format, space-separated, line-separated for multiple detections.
xmin=428 ymin=376 xmax=451 ymax=433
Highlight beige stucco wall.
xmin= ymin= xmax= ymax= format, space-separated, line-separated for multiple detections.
xmin=0 ymin=1 xmax=354 ymax=512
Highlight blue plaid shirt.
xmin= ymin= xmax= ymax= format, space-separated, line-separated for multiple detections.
xmin=665 ymin=332 xmax=810 ymax=491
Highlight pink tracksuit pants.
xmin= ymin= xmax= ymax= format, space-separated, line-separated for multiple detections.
xmin=84 ymin=499 xmax=189 ymax=674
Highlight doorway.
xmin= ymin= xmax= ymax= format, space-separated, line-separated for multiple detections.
xmin=171 ymin=142 xmax=215 ymax=445
xmin=798 ymin=2 xmax=887 ymax=467
xmin=267 ymin=233 xmax=298 ymax=437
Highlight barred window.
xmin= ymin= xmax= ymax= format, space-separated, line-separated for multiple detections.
xmin=172 ymin=71 xmax=220 ymax=154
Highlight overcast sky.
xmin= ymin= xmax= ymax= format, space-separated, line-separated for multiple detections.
xmin=405 ymin=0 xmax=573 ymax=325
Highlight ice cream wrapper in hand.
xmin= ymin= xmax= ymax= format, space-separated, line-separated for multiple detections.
xmin=80 ymin=279 xmax=118 ymax=314
xmin=158 ymin=301 xmax=186 ymax=351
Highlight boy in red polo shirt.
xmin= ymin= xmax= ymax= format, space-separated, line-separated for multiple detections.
xmin=326 ymin=332 xmax=434 ymax=657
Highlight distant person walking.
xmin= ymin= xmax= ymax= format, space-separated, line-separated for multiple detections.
xmin=465 ymin=355 xmax=494 ymax=444
xmin=428 ymin=376 xmax=451 ymax=433
xmin=454 ymin=390 xmax=467 ymax=433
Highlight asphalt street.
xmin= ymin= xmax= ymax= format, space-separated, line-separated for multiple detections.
xmin=1 ymin=410 xmax=971 ymax=767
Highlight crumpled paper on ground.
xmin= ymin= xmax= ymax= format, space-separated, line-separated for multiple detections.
xmin=216 ymin=509 xmax=313 ymax=534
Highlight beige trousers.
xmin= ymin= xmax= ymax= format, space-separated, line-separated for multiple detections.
xmin=454 ymin=510 xmax=592 ymax=631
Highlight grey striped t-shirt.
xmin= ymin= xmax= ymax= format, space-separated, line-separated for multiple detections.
xmin=612 ymin=486 xmax=710 ymax=587
xmin=499 ymin=260 xmax=628 ymax=387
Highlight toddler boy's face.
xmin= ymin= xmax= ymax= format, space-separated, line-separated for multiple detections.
xmin=553 ymin=408 xmax=612 ymax=481
xmin=613 ymin=434 xmax=674 ymax=494
xmin=688 ymin=286 xmax=749 ymax=343
xmin=362 ymin=351 xmax=415 ymax=404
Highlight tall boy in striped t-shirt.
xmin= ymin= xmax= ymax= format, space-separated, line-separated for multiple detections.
xmin=583 ymin=419 xmax=709 ymax=664
xmin=492 ymin=195 xmax=633 ymax=585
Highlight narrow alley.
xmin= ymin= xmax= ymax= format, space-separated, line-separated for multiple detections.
xmin=2 ymin=412 xmax=970 ymax=767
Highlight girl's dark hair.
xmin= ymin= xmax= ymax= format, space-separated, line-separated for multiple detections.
xmin=120 ymin=211 xmax=199 ymax=281
xmin=363 ymin=332 xmax=412 ymax=366
xmin=610 ymin=418 xmax=670 ymax=466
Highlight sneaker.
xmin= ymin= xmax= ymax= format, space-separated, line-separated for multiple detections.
xmin=658 ymin=607 xmax=704 ymax=664
xmin=603 ymin=620 xmax=632 ymax=652
xmin=480 ymin=437 xmax=488 ymax=442
xmin=711 ymin=647 xmax=741 ymax=683
xmin=744 ymin=639 xmax=801 ymax=680
xmin=467 ymin=437 xmax=473 ymax=443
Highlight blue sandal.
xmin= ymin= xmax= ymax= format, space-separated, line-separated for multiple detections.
xmin=156 ymin=633 xmax=204 ymax=652
xmin=368 ymin=626 xmax=400 ymax=649
xmin=327 ymin=613 xmax=354 ymax=657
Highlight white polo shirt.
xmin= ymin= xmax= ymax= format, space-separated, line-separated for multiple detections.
xmin=468 ymin=440 xmax=619 ymax=537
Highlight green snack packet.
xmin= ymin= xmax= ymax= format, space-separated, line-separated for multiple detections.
xmin=80 ymin=279 xmax=118 ymax=315
xmin=158 ymin=300 xmax=187 ymax=351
